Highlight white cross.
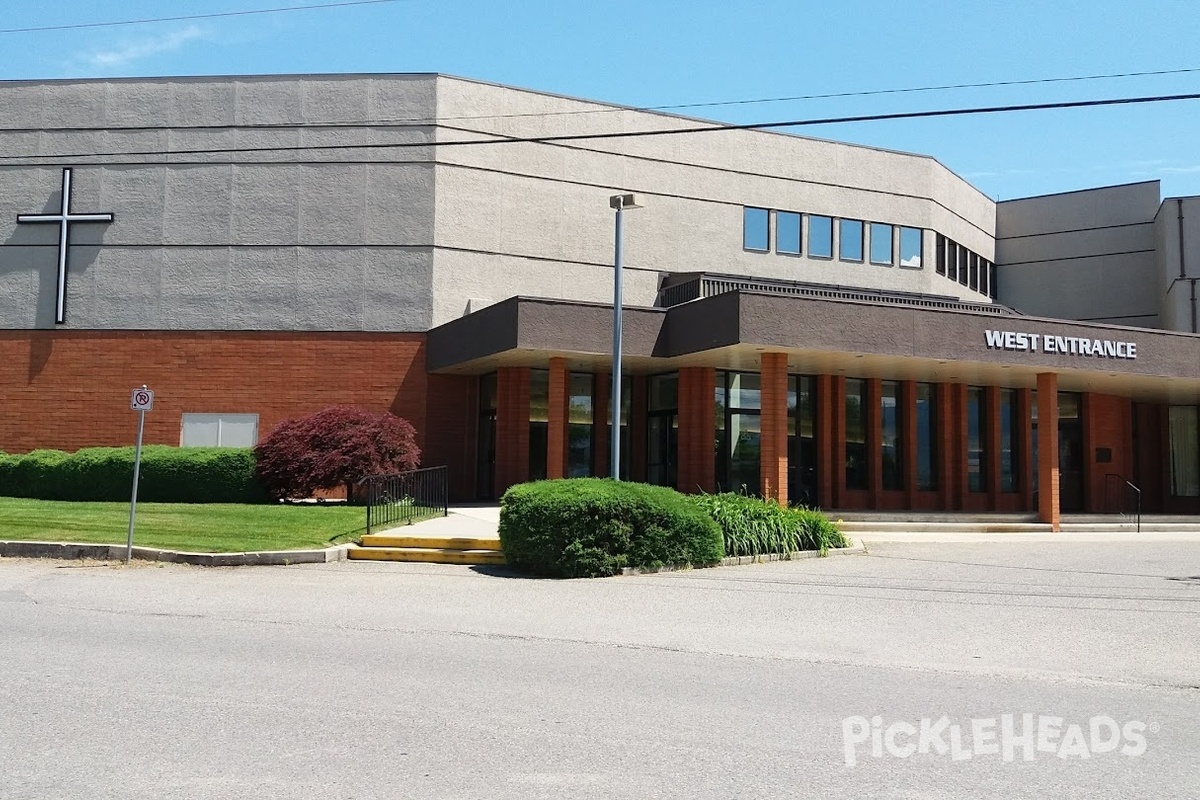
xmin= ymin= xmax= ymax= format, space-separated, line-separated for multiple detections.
xmin=17 ymin=168 xmax=114 ymax=325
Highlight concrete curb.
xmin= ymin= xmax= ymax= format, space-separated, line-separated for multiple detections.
xmin=0 ymin=540 xmax=352 ymax=567
xmin=621 ymin=538 xmax=866 ymax=575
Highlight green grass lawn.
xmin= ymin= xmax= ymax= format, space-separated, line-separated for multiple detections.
xmin=0 ymin=498 xmax=374 ymax=553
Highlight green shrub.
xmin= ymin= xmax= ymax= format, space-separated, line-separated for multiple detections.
xmin=499 ymin=478 xmax=724 ymax=578
xmin=0 ymin=446 xmax=267 ymax=503
xmin=689 ymin=492 xmax=849 ymax=556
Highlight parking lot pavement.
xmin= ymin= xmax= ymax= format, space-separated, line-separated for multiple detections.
xmin=1 ymin=540 xmax=1197 ymax=799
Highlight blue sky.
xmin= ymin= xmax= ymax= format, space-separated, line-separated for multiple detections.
xmin=1 ymin=0 xmax=1198 ymax=200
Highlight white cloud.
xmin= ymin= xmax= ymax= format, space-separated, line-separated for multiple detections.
xmin=83 ymin=25 xmax=205 ymax=69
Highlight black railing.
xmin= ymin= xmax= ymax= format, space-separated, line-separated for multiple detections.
xmin=358 ymin=466 xmax=449 ymax=535
xmin=1105 ymin=473 xmax=1142 ymax=533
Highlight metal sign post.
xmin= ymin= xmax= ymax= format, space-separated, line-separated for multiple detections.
xmin=127 ymin=386 xmax=154 ymax=564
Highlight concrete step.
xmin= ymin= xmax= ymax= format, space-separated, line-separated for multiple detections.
xmin=360 ymin=534 xmax=503 ymax=551
xmin=837 ymin=521 xmax=1052 ymax=533
xmin=348 ymin=546 xmax=506 ymax=565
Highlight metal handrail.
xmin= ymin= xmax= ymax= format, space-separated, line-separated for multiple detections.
xmin=357 ymin=466 xmax=449 ymax=535
xmin=1104 ymin=473 xmax=1142 ymax=533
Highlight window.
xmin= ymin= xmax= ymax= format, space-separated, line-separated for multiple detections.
xmin=743 ymin=207 xmax=769 ymax=252
xmin=808 ymin=215 xmax=833 ymax=258
xmin=979 ymin=258 xmax=990 ymax=297
xmin=839 ymin=219 xmax=864 ymax=262
xmin=988 ymin=262 xmax=998 ymax=299
xmin=881 ymin=381 xmax=902 ymax=490
xmin=1168 ymin=406 xmax=1199 ymax=497
xmin=845 ymin=378 xmax=867 ymax=490
xmin=789 ymin=375 xmax=818 ymax=506
xmin=528 ymin=368 xmax=549 ymax=480
xmin=916 ymin=383 xmax=937 ymax=491
xmin=947 ymin=241 xmax=959 ymax=282
xmin=605 ymin=373 xmax=632 ymax=480
xmin=776 ymin=211 xmax=801 ymax=255
xmin=180 ymin=413 xmax=259 ymax=447
xmin=714 ymin=371 xmax=763 ymax=494
xmin=969 ymin=252 xmax=979 ymax=291
xmin=567 ymin=373 xmax=594 ymax=478
xmin=869 ymin=223 xmax=894 ymax=266
xmin=900 ymin=227 xmax=922 ymax=269
xmin=647 ymin=373 xmax=678 ymax=488
xmin=936 ymin=234 xmax=946 ymax=275
xmin=1000 ymin=389 xmax=1018 ymax=492
xmin=958 ymin=248 xmax=969 ymax=286
xmin=967 ymin=387 xmax=985 ymax=492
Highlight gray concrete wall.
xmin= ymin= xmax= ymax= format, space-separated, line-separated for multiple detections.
xmin=1157 ymin=196 xmax=1200 ymax=333
xmin=995 ymin=182 xmax=1161 ymax=326
xmin=0 ymin=75 xmax=439 ymax=331
xmin=430 ymin=76 xmax=998 ymax=326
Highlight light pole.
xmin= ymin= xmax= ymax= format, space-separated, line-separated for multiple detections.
xmin=609 ymin=192 xmax=642 ymax=480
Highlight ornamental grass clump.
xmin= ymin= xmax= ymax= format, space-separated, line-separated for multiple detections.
xmin=689 ymin=492 xmax=848 ymax=557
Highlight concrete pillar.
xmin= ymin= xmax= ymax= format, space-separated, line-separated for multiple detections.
xmin=494 ymin=366 xmax=530 ymax=497
xmin=677 ymin=367 xmax=716 ymax=493
xmin=759 ymin=353 xmax=789 ymax=505
xmin=1037 ymin=372 xmax=1060 ymax=530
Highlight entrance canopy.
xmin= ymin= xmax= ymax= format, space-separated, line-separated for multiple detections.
xmin=428 ymin=290 xmax=1200 ymax=404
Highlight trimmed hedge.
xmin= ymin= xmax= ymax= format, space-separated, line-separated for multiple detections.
xmin=499 ymin=478 xmax=724 ymax=578
xmin=0 ymin=446 xmax=268 ymax=504
xmin=689 ymin=492 xmax=849 ymax=556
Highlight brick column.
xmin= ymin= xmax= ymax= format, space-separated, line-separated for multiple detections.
xmin=677 ymin=367 xmax=716 ymax=493
xmin=494 ymin=366 xmax=530 ymax=497
xmin=816 ymin=374 xmax=835 ymax=509
xmin=867 ymin=377 xmax=882 ymax=508
xmin=546 ymin=357 xmax=568 ymax=479
xmin=630 ymin=374 xmax=648 ymax=483
xmin=944 ymin=383 xmax=966 ymax=510
xmin=759 ymin=353 xmax=789 ymax=505
xmin=902 ymin=380 xmax=918 ymax=508
xmin=1037 ymin=372 xmax=1060 ymax=530
xmin=1019 ymin=388 xmax=1035 ymax=512
xmin=831 ymin=375 xmax=846 ymax=509
xmin=594 ymin=370 xmax=611 ymax=479
xmin=986 ymin=385 xmax=1002 ymax=510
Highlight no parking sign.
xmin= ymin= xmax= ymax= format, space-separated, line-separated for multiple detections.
xmin=126 ymin=385 xmax=153 ymax=563
xmin=130 ymin=387 xmax=154 ymax=412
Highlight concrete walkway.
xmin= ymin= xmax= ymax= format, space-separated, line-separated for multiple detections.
xmin=379 ymin=504 xmax=501 ymax=538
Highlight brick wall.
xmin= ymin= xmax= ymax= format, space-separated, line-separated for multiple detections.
xmin=1084 ymin=392 xmax=1133 ymax=513
xmin=0 ymin=330 xmax=428 ymax=453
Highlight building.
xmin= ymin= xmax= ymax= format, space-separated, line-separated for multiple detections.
xmin=1 ymin=73 xmax=1198 ymax=524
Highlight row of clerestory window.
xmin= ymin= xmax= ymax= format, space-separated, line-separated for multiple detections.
xmin=743 ymin=207 xmax=923 ymax=269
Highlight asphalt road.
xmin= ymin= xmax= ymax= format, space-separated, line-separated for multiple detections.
xmin=1 ymin=539 xmax=1198 ymax=799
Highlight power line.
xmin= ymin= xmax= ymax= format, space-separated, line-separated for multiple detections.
xmin=0 ymin=91 xmax=1197 ymax=162
xmin=424 ymin=67 xmax=1200 ymax=125
xmin=0 ymin=0 xmax=404 ymax=35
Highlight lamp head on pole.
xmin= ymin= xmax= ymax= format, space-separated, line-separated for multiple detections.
xmin=609 ymin=193 xmax=642 ymax=210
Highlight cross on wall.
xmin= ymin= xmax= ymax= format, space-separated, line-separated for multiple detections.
xmin=17 ymin=168 xmax=114 ymax=325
